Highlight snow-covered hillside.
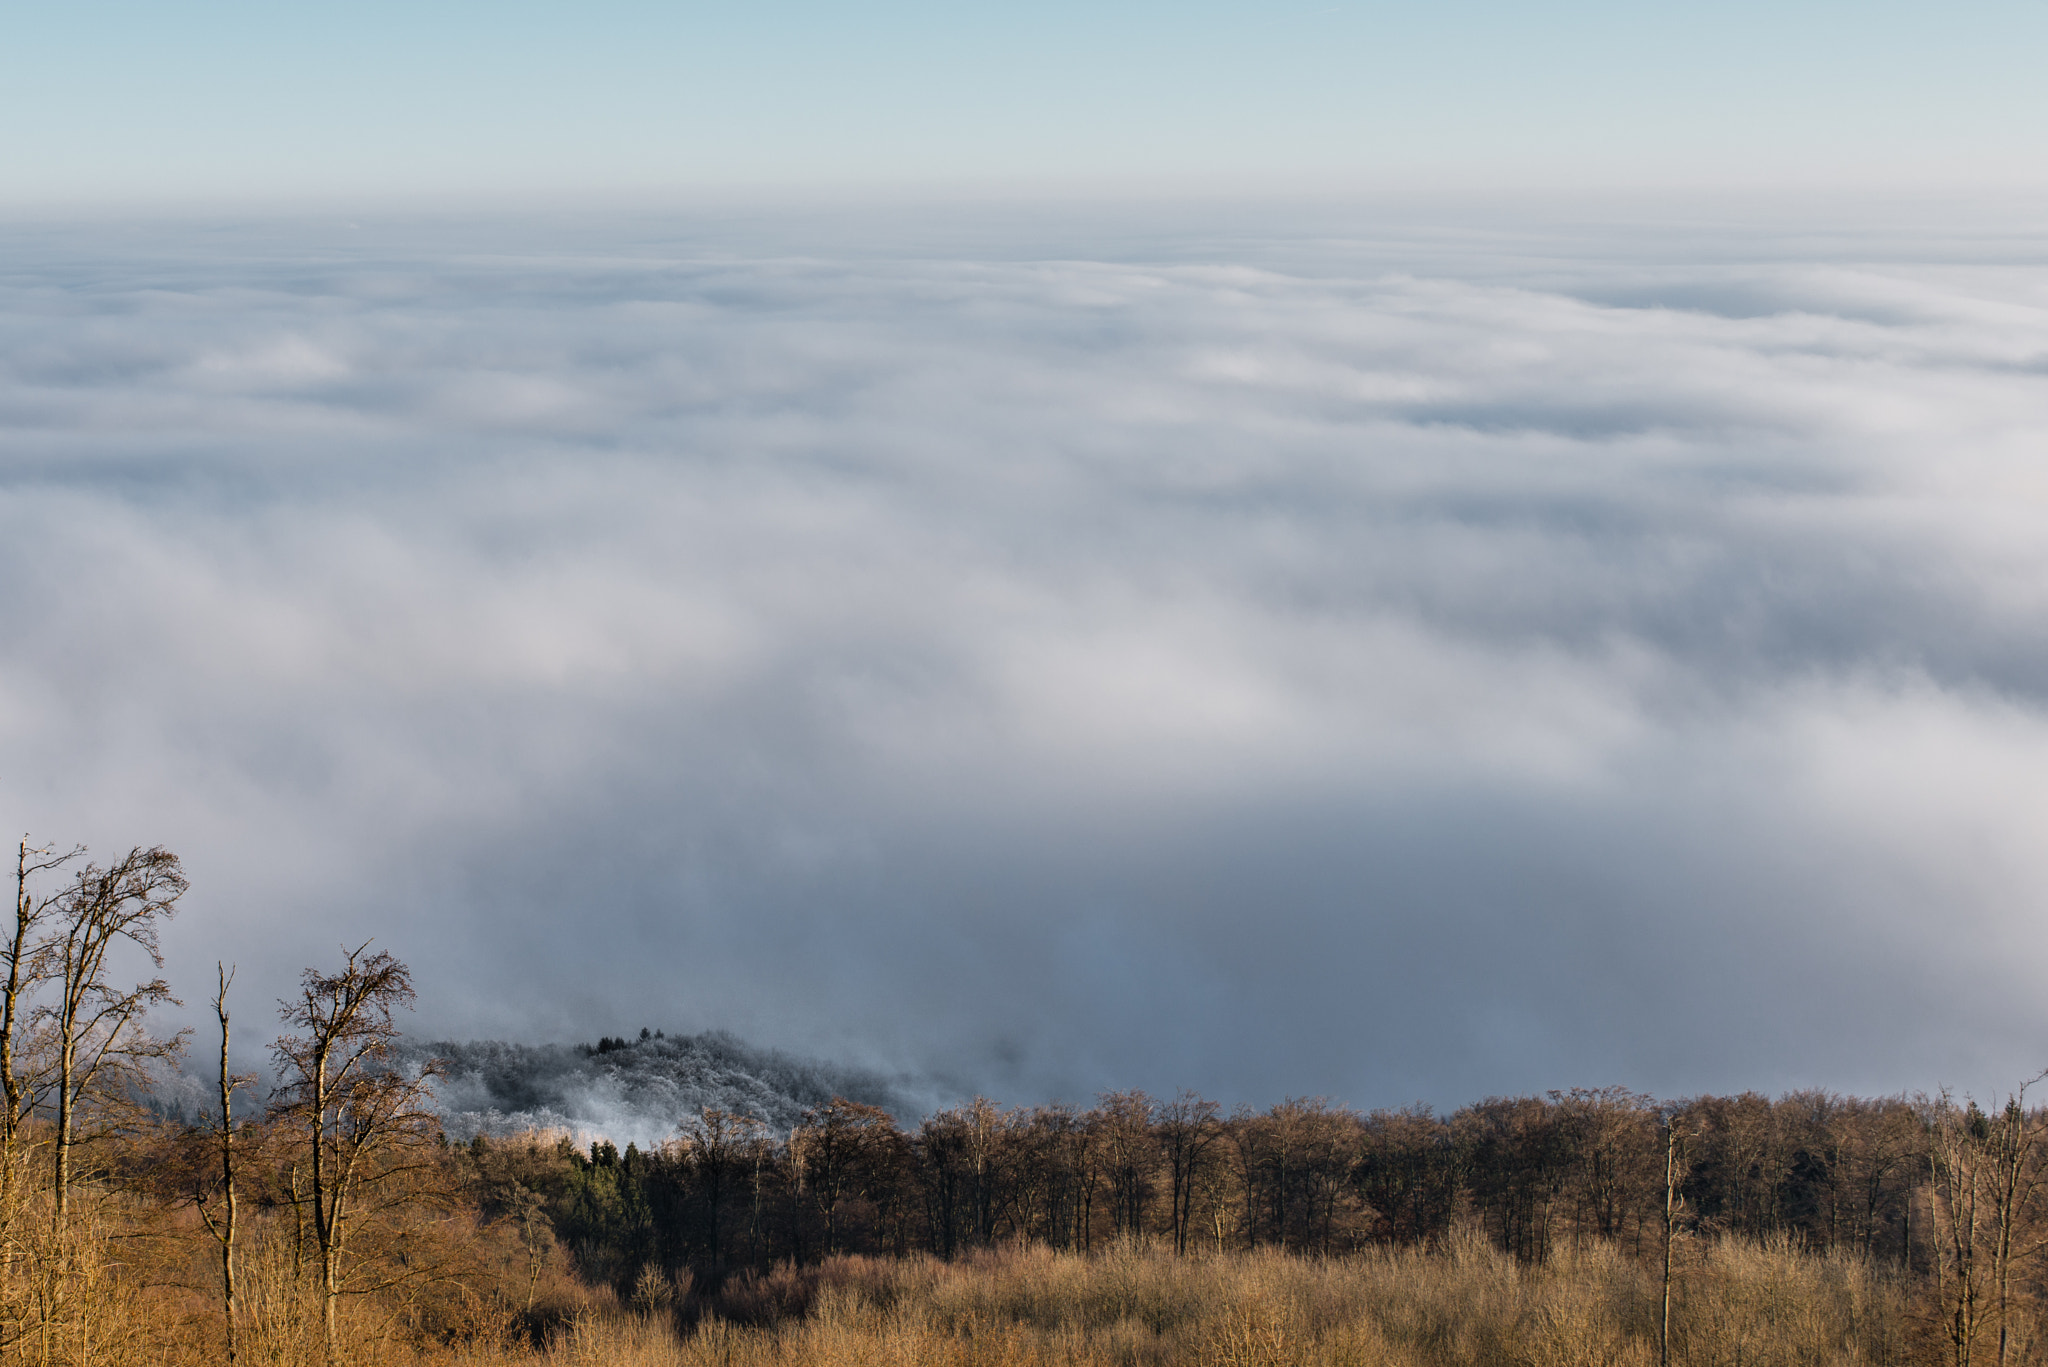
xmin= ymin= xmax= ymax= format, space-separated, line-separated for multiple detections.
xmin=419 ymin=1030 xmax=923 ymax=1148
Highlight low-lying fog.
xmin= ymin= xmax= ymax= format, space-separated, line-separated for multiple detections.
xmin=9 ymin=197 xmax=2048 ymax=1110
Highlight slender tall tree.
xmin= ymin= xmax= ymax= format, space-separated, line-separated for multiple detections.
xmin=196 ymin=964 xmax=253 ymax=1367
xmin=37 ymin=845 xmax=187 ymax=1218
xmin=1983 ymin=1076 xmax=2048 ymax=1367
xmin=2 ymin=838 xmax=82 ymax=1194
xmin=1658 ymin=1111 xmax=1693 ymax=1367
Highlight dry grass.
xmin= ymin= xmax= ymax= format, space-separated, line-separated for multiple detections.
xmin=0 ymin=1143 xmax=598 ymax=1367
xmin=511 ymin=1235 xmax=1911 ymax=1367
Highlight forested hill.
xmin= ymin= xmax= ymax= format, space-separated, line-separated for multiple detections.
xmin=418 ymin=1029 xmax=920 ymax=1146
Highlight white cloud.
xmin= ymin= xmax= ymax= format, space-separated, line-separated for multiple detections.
xmin=5 ymin=204 xmax=2048 ymax=1108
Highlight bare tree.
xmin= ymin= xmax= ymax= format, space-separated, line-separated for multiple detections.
xmin=1157 ymin=1090 xmax=1220 ymax=1256
xmin=1 ymin=838 xmax=78 ymax=1192
xmin=1552 ymin=1087 xmax=1655 ymax=1245
xmin=1658 ymin=1108 xmax=1694 ymax=1367
xmin=271 ymin=944 xmax=444 ymax=1363
xmin=917 ymin=1107 xmax=969 ymax=1258
xmin=1353 ymin=1105 xmax=1461 ymax=1249
xmin=1925 ymin=1090 xmax=1990 ymax=1367
xmin=1013 ymin=1102 xmax=1093 ymax=1251
xmin=1982 ymin=1077 xmax=2048 ymax=1367
xmin=195 ymin=964 xmax=255 ymax=1367
xmin=960 ymin=1097 xmax=1010 ymax=1246
xmin=1225 ymin=1104 xmax=1266 ymax=1248
xmin=1922 ymin=1079 xmax=2048 ymax=1367
xmin=1092 ymin=1091 xmax=1154 ymax=1240
xmin=683 ymin=1107 xmax=766 ymax=1272
xmin=790 ymin=1097 xmax=895 ymax=1256
xmin=36 ymin=845 xmax=187 ymax=1218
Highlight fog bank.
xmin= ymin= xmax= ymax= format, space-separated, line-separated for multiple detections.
xmin=6 ymin=199 xmax=2048 ymax=1108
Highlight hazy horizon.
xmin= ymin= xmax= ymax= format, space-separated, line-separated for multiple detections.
xmin=11 ymin=0 xmax=2048 ymax=205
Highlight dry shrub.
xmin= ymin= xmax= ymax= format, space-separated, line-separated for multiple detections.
xmin=1202 ymin=1296 xmax=1298 ymax=1367
xmin=1672 ymin=1236 xmax=1907 ymax=1367
xmin=0 ymin=1170 xmax=210 ymax=1367
xmin=542 ymin=1314 xmax=689 ymax=1367
xmin=0 ymin=1162 xmax=1922 ymax=1367
xmin=526 ymin=1237 xmax=1913 ymax=1367
xmin=0 ymin=1146 xmax=572 ymax=1367
xmin=712 ymin=1252 xmax=909 ymax=1326
xmin=235 ymin=1225 xmax=325 ymax=1367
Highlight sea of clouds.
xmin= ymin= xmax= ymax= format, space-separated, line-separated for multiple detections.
xmin=5 ymin=197 xmax=2047 ymax=1116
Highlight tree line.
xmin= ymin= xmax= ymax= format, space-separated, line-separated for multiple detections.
xmin=524 ymin=1078 xmax=1933 ymax=1274
xmin=512 ymin=1046 xmax=2048 ymax=1363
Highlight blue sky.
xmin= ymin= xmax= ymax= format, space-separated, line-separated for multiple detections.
xmin=7 ymin=0 xmax=2048 ymax=203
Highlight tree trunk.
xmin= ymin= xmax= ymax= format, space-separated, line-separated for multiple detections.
xmin=310 ymin=1034 xmax=336 ymax=1366
xmin=216 ymin=965 xmax=239 ymax=1367
xmin=54 ymin=1032 xmax=74 ymax=1221
xmin=323 ymin=1240 xmax=339 ymax=1361
xmin=1 ymin=840 xmax=39 ymax=1197
xmin=1661 ymin=1122 xmax=1678 ymax=1367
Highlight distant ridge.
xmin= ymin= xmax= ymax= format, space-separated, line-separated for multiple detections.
xmin=417 ymin=1030 xmax=917 ymax=1148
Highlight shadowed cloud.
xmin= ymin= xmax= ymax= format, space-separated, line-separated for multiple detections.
xmin=4 ymin=200 xmax=2047 ymax=1117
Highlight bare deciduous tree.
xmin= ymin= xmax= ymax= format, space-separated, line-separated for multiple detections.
xmin=790 ymin=1098 xmax=898 ymax=1256
xmin=271 ymin=944 xmax=444 ymax=1363
xmin=1092 ymin=1091 xmax=1154 ymax=1240
xmin=195 ymin=963 xmax=254 ymax=1367
xmin=1658 ymin=1108 xmax=1694 ymax=1367
xmin=1 ymin=837 xmax=79 ymax=1192
xmin=1922 ymin=1078 xmax=2048 ymax=1367
xmin=683 ymin=1107 xmax=766 ymax=1273
xmin=1552 ymin=1086 xmax=1655 ymax=1245
xmin=1157 ymin=1090 xmax=1220 ymax=1256
xmin=36 ymin=845 xmax=188 ymax=1218
xmin=959 ymin=1097 xmax=1011 ymax=1247
xmin=916 ymin=1106 xmax=969 ymax=1258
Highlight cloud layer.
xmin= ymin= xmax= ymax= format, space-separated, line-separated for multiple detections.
xmin=5 ymin=202 xmax=2048 ymax=1111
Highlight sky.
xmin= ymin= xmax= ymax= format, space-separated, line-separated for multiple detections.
xmin=5 ymin=3 xmax=2048 ymax=1114
xmin=5 ymin=202 xmax=2048 ymax=1112
xmin=5 ymin=0 xmax=2048 ymax=203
